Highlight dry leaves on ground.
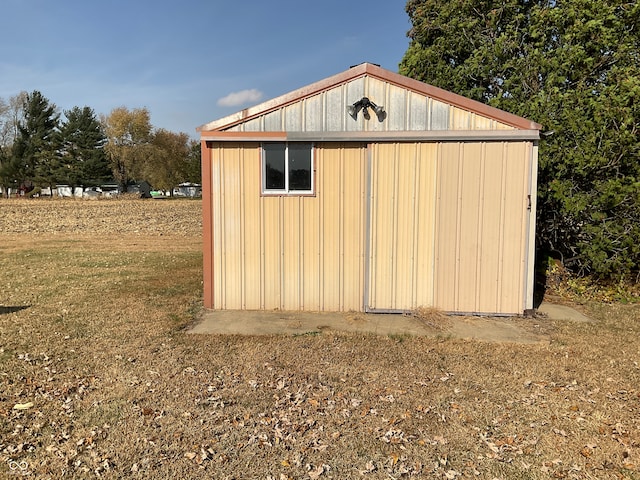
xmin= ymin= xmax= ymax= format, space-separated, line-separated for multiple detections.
xmin=0 ymin=198 xmax=639 ymax=479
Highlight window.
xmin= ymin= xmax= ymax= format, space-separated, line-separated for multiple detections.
xmin=262 ymin=143 xmax=313 ymax=194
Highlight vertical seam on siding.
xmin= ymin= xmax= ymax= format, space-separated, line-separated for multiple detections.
xmin=497 ymin=143 xmax=508 ymax=312
xmin=475 ymin=143 xmax=486 ymax=312
xmin=430 ymin=144 xmax=438 ymax=306
xmin=359 ymin=145 xmax=366 ymax=312
xmin=363 ymin=144 xmax=373 ymax=311
xmin=279 ymin=196 xmax=284 ymax=310
xmin=219 ymin=149 xmax=226 ymax=309
xmin=433 ymin=144 xmax=442 ymax=308
xmin=454 ymin=144 xmax=464 ymax=311
xmin=259 ymin=167 xmax=265 ymax=310
xmin=411 ymin=144 xmax=420 ymax=308
xmin=519 ymin=143 xmax=531 ymax=313
xmin=523 ymin=142 xmax=538 ymax=311
xmin=339 ymin=146 xmax=345 ymax=311
xmin=298 ymin=195 xmax=303 ymax=311
xmin=318 ymin=148 xmax=325 ymax=311
xmin=239 ymin=148 xmax=245 ymax=309
xmin=391 ymin=144 xmax=399 ymax=310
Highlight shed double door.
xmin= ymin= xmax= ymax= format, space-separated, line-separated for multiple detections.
xmin=365 ymin=143 xmax=438 ymax=312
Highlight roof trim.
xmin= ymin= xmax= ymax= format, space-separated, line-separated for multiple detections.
xmin=200 ymin=130 xmax=540 ymax=143
xmin=198 ymin=63 xmax=542 ymax=132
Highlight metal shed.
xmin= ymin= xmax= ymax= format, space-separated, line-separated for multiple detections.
xmin=198 ymin=63 xmax=541 ymax=315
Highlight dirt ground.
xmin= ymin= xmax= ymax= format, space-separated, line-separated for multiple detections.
xmin=1 ymin=198 xmax=639 ymax=479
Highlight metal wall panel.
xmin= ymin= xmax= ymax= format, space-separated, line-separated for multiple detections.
xmin=241 ymin=146 xmax=262 ymax=309
xmin=209 ymin=143 xmax=366 ymax=311
xmin=433 ymin=141 xmax=531 ymax=314
xmin=305 ymin=95 xmax=323 ymax=131
xmin=208 ymin=140 xmax=532 ymax=314
xmin=367 ymin=143 xmax=437 ymax=311
xmin=325 ymin=87 xmax=345 ymax=132
xmin=408 ymin=91 xmax=428 ymax=130
xmin=230 ymin=77 xmax=513 ymax=133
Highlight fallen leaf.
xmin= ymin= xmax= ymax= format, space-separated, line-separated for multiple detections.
xmin=308 ymin=464 xmax=324 ymax=479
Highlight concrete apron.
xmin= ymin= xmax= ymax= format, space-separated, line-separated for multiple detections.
xmin=187 ymin=302 xmax=591 ymax=343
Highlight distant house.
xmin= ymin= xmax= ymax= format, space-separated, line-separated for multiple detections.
xmin=55 ymin=185 xmax=83 ymax=197
xmin=198 ymin=63 xmax=541 ymax=315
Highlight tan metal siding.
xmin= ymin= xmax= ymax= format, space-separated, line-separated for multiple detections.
xmin=320 ymin=151 xmax=342 ymax=309
xmin=367 ymin=143 xmax=437 ymax=311
xmin=241 ymin=146 xmax=262 ymax=309
xmin=317 ymin=146 xmax=367 ymax=310
xmin=499 ymin=142 xmax=528 ymax=312
xmin=302 ymin=194 xmax=321 ymax=310
xmin=433 ymin=143 xmax=461 ymax=310
xmin=341 ymin=148 xmax=367 ymax=311
xmin=262 ymin=198 xmax=281 ymax=309
xmin=209 ymin=143 xmax=366 ymax=311
xmin=433 ymin=142 xmax=531 ymax=314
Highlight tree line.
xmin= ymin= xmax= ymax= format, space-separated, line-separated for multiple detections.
xmin=401 ymin=0 xmax=639 ymax=280
xmin=0 ymin=91 xmax=201 ymax=196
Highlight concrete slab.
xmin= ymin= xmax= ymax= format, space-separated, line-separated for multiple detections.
xmin=187 ymin=310 xmax=432 ymax=336
xmin=537 ymin=302 xmax=592 ymax=323
xmin=186 ymin=301 xmax=586 ymax=343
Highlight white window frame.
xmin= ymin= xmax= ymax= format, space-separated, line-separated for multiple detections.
xmin=261 ymin=142 xmax=314 ymax=195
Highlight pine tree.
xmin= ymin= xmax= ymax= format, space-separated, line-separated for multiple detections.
xmin=58 ymin=106 xmax=110 ymax=189
xmin=11 ymin=91 xmax=60 ymax=192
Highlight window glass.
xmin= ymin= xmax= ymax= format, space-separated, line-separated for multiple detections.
xmin=262 ymin=142 xmax=313 ymax=194
xmin=288 ymin=143 xmax=312 ymax=191
xmin=263 ymin=143 xmax=286 ymax=190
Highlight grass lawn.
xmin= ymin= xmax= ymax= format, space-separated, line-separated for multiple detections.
xmin=0 ymin=198 xmax=638 ymax=479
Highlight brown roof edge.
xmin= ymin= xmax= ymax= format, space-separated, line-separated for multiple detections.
xmin=197 ymin=63 xmax=542 ymax=132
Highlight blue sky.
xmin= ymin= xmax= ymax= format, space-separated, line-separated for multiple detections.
xmin=0 ymin=0 xmax=411 ymax=138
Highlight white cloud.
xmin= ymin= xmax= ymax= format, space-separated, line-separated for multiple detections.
xmin=217 ymin=88 xmax=263 ymax=107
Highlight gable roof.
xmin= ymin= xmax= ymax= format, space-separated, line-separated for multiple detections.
xmin=198 ymin=62 xmax=542 ymax=134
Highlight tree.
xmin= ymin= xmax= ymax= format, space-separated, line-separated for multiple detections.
xmin=184 ymin=140 xmax=202 ymax=184
xmin=58 ymin=106 xmax=110 ymax=189
xmin=401 ymin=0 xmax=640 ymax=279
xmin=11 ymin=91 xmax=60 ymax=191
xmin=144 ymin=129 xmax=192 ymax=193
xmin=102 ymin=107 xmax=152 ymax=192
xmin=0 ymin=92 xmax=28 ymax=195
xmin=0 ymin=92 xmax=27 ymax=150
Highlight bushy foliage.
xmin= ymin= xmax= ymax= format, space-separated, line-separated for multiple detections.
xmin=401 ymin=0 xmax=640 ymax=279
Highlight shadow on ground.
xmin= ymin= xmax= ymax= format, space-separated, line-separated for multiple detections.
xmin=0 ymin=305 xmax=30 ymax=315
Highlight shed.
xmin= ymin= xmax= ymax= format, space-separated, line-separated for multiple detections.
xmin=198 ymin=63 xmax=541 ymax=316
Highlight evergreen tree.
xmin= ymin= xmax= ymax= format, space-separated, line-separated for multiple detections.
xmin=401 ymin=0 xmax=640 ymax=278
xmin=58 ymin=106 xmax=110 ymax=188
xmin=11 ymin=90 xmax=60 ymax=191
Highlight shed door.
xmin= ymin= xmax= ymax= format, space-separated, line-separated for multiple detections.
xmin=365 ymin=143 xmax=438 ymax=312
